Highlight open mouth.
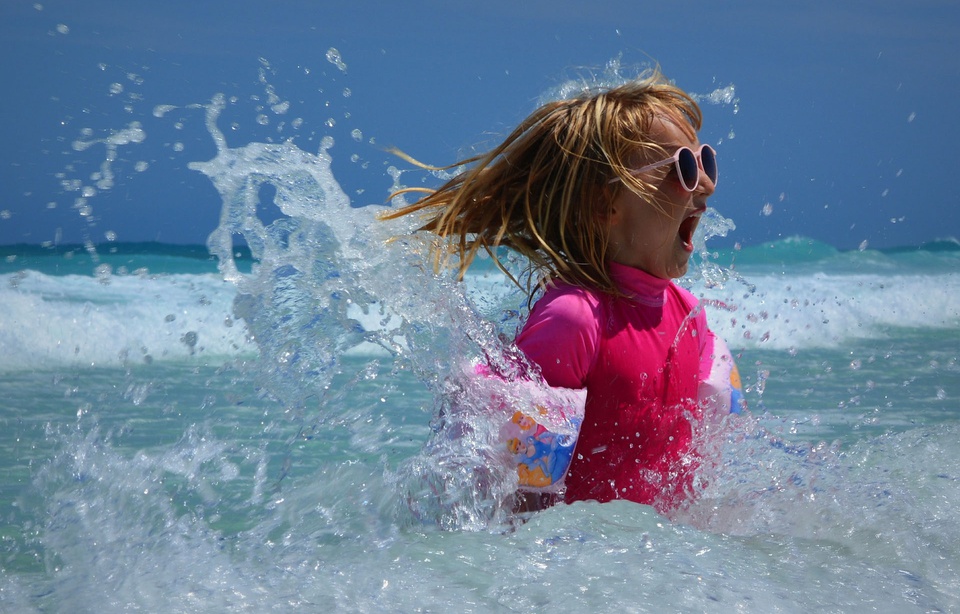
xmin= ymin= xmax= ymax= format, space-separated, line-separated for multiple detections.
xmin=678 ymin=213 xmax=701 ymax=252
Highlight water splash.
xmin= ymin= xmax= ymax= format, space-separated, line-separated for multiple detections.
xmin=186 ymin=93 xmax=537 ymax=528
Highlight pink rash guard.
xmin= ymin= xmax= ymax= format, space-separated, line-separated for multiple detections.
xmin=515 ymin=261 xmax=716 ymax=511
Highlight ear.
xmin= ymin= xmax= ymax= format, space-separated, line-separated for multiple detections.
xmin=606 ymin=207 xmax=618 ymax=228
xmin=606 ymin=199 xmax=623 ymax=226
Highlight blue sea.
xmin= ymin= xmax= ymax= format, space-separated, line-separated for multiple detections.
xmin=3 ymin=95 xmax=960 ymax=613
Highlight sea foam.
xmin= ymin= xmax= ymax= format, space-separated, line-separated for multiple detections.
xmin=696 ymin=269 xmax=960 ymax=350
xmin=0 ymin=270 xmax=251 ymax=370
xmin=3 ymin=262 xmax=957 ymax=371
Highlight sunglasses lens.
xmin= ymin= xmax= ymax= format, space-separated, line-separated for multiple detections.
xmin=677 ymin=148 xmax=699 ymax=190
xmin=701 ymin=146 xmax=718 ymax=184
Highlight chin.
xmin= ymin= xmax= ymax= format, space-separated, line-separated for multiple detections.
xmin=666 ymin=243 xmax=693 ymax=278
xmin=670 ymin=258 xmax=691 ymax=279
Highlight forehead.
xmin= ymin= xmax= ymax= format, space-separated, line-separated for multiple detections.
xmin=648 ymin=115 xmax=699 ymax=150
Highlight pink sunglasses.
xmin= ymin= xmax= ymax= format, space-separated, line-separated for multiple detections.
xmin=611 ymin=144 xmax=718 ymax=192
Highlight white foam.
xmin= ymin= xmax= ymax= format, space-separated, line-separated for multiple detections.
xmin=4 ymin=264 xmax=955 ymax=371
xmin=0 ymin=271 xmax=252 ymax=370
xmin=694 ymin=269 xmax=960 ymax=350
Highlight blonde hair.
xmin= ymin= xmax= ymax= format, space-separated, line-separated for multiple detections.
xmin=381 ymin=68 xmax=703 ymax=296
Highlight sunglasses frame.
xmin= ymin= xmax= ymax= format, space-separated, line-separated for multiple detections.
xmin=612 ymin=144 xmax=718 ymax=192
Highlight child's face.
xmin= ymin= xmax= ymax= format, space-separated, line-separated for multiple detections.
xmin=606 ymin=117 xmax=716 ymax=279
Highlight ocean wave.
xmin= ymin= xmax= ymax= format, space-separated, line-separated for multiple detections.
xmin=702 ymin=234 xmax=955 ymax=270
xmin=0 ymin=270 xmax=252 ymax=371
xmin=695 ymin=269 xmax=960 ymax=350
xmin=2 ymin=250 xmax=957 ymax=371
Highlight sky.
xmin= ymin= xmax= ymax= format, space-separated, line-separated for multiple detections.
xmin=1 ymin=0 xmax=958 ymax=250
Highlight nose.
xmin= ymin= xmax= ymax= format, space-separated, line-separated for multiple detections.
xmin=692 ymin=145 xmax=716 ymax=196
xmin=695 ymin=164 xmax=716 ymax=197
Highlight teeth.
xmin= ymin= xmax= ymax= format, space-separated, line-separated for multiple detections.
xmin=678 ymin=214 xmax=699 ymax=247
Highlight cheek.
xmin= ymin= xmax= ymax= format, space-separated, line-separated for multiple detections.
xmin=657 ymin=192 xmax=691 ymax=221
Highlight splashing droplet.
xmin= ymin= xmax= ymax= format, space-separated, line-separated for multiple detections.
xmin=326 ymin=48 xmax=347 ymax=73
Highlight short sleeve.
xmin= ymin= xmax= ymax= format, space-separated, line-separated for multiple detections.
xmin=515 ymin=286 xmax=600 ymax=389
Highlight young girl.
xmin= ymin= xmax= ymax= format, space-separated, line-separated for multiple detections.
xmin=383 ymin=69 xmax=740 ymax=514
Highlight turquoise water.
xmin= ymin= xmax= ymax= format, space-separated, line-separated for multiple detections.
xmin=1 ymin=234 xmax=958 ymax=612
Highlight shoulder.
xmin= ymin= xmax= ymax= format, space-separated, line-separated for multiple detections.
xmin=515 ymin=282 xmax=603 ymax=389
xmin=530 ymin=282 xmax=603 ymax=326
xmin=666 ymin=281 xmax=712 ymax=330
xmin=666 ymin=281 xmax=701 ymax=310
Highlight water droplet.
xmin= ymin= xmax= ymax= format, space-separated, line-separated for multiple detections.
xmin=153 ymin=104 xmax=176 ymax=118
xmin=326 ymin=47 xmax=347 ymax=72
xmin=94 ymin=263 xmax=112 ymax=284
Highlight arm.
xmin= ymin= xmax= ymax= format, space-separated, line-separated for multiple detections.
xmin=698 ymin=331 xmax=746 ymax=415
xmin=503 ymin=286 xmax=597 ymax=510
xmin=514 ymin=285 xmax=600 ymax=390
